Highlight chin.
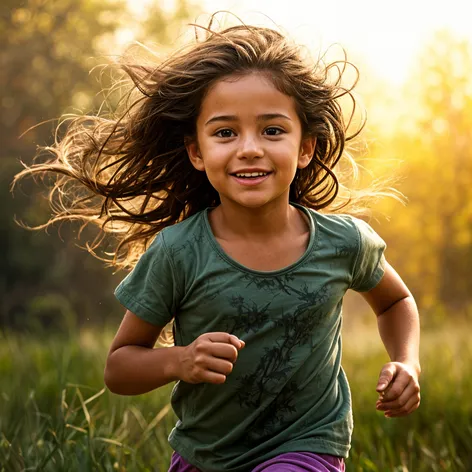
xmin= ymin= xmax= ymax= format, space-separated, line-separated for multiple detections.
xmin=228 ymin=196 xmax=283 ymax=209
xmin=217 ymin=188 xmax=290 ymax=210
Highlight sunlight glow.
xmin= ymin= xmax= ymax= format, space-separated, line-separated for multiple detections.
xmin=115 ymin=27 xmax=136 ymax=47
xmin=126 ymin=0 xmax=472 ymax=85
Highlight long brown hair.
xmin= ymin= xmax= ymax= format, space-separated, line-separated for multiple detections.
xmin=12 ymin=16 xmax=400 ymax=271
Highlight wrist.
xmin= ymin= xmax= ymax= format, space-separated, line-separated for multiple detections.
xmin=393 ymin=358 xmax=421 ymax=377
xmin=165 ymin=346 xmax=185 ymax=382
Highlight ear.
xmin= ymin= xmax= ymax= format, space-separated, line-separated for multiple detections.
xmin=185 ymin=138 xmax=205 ymax=171
xmin=298 ymin=136 xmax=317 ymax=169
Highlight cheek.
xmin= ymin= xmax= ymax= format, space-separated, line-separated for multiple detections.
xmin=200 ymin=158 xmax=229 ymax=183
xmin=200 ymin=143 xmax=231 ymax=170
xmin=272 ymin=143 xmax=300 ymax=167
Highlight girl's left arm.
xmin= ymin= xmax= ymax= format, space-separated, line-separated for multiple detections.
xmin=360 ymin=260 xmax=421 ymax=417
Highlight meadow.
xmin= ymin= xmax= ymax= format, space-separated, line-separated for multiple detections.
xmin=0 ymin=318 xmax=470 ymax=472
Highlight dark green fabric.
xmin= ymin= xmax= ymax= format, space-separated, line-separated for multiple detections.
xmin=115 ymin=204 xmax=386 ymax=472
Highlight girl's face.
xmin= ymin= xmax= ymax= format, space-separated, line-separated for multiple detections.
xmin=186 ymin=72 xmax=316 ymax=211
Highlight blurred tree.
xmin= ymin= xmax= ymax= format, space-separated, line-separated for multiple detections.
xmin=1 ymin=0 xmax=196 ymax=330
xmin=1 ymin=0 xmax=125 ymax=330
xmin=0 ymin=0 xmax=125 ymax=156
xmin=141 ymin=0 xmax=198 ymax=45
xmin=374 ymin=30 xmax=472 ymax=313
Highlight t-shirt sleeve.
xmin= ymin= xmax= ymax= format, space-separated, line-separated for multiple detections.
xmin=349 ymin=217 xmax=387 ymax=292
xmin=114 ymin=231 xmax=178 ymax=326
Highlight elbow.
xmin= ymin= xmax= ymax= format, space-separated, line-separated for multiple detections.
xmin=104 ymin=362 xmax=118 ymax=394
xmin=104 ymin=354 xmax=125 ymax=395
xmin=104 ymin=350 xmax=143 ymax=396
xmin=103 ymin=365 xmax=116 ymax=393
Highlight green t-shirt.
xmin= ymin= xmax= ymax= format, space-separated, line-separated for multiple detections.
xmin=114 ymin=204 xmax=386 ymax=472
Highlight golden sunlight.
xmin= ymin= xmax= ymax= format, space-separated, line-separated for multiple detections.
xmin=127 ymin=0 xmax=472 ymax=85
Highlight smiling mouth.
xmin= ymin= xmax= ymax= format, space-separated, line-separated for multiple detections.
xmin=231 ymin=171 xmax=271 ymax=179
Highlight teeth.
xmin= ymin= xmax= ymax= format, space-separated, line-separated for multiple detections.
xmin=235 ymin=172 xmax=268 ymax=178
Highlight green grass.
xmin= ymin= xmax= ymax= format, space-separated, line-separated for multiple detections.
xmin=0 ymin=321 xmax=470 ymax=471
xmin=342 ymin=321 xmax=472 ymax=471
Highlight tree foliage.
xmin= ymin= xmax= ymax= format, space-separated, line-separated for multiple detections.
xmin=372 ymin=30 xmax=472 ymax=313
xmin=1 ymin=0 xmax=196 ymax=330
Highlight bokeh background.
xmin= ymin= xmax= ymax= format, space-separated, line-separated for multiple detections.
xmin=1 ymin=1 xmax=471 ymax=471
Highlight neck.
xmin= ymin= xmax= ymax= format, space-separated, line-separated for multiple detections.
xmin=210 ymin=196 xmax=299 ymax=241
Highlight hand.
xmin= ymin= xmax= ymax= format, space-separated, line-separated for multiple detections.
xmin=375 ymin=362 xmax=421 ymax=417
xmin=178 ymin=332 xmax=245 ymax=384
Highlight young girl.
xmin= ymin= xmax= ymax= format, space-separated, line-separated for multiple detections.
xmin=15 ymin=19 xmax=420 ymax=472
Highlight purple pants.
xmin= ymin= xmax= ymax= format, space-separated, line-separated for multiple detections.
xmin=169 ymin=451 xmax=345 ymax=472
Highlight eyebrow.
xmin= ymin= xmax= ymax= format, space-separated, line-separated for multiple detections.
xmin=204 ymin=113 xmax=292 ymax=126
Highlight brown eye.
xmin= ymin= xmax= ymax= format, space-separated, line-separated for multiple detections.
xmin=215 ymin=129 xmax=235 ymax=138
xmin=264 ymin=127 xmax=283 ymax=136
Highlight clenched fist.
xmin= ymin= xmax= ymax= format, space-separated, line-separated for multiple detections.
xmin=177 ymin=332 xmax=245 ymax=384
xmin=376 ymin=362 xmax=421 ymax=418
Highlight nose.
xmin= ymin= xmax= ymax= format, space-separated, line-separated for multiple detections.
xmin=236 ymin=133 xmax=264 ymax=160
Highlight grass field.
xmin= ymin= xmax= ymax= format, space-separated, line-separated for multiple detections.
xmin=0 ymin=320 xmax=471 ymax=471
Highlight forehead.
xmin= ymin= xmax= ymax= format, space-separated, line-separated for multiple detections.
xmin=198 ymin=72 xmax=298 ymax=120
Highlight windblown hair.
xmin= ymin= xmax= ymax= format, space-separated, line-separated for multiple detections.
xmin=13 ymin=16 xmax=399 ymax=271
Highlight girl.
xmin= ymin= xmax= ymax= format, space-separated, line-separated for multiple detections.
xmin=15 ymin=18 xmax=421 ymax=472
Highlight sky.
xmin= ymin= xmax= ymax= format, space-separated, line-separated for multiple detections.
xmin=126 ymin=0 xmax=472 ymax=85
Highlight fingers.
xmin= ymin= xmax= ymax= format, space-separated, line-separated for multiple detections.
xmin=181 ymin=332 xmax=246 ymax=385
xmin=206 ymin=332 xmax=245 ymax=350
xmin=198 ymin=370 xmax=227 ymax=384
xmin=383 ymin=395 xmax=421 ymax=418
xmin=376 ymin=382 xmax=420 ymax=416
xmin=190 ymin=354 xmax=233 ymax=384
xmin=209 ymin=343 xmax=239 ymax=363
xmin=376 ymin=363 xmax=397 ymax=393
xmin=204 ymin=356 xmax=234 ymax=376
xmin=376 ymin=363 xmax=421 ymax=417
xmin=200 ymin=333 xmax=245 ymax=362
xmin=378 ymin=367 xmax=410 ymax=402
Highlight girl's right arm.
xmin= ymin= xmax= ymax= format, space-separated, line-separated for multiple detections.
xmin=104 ymin=310 xmax=245 ymax=395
